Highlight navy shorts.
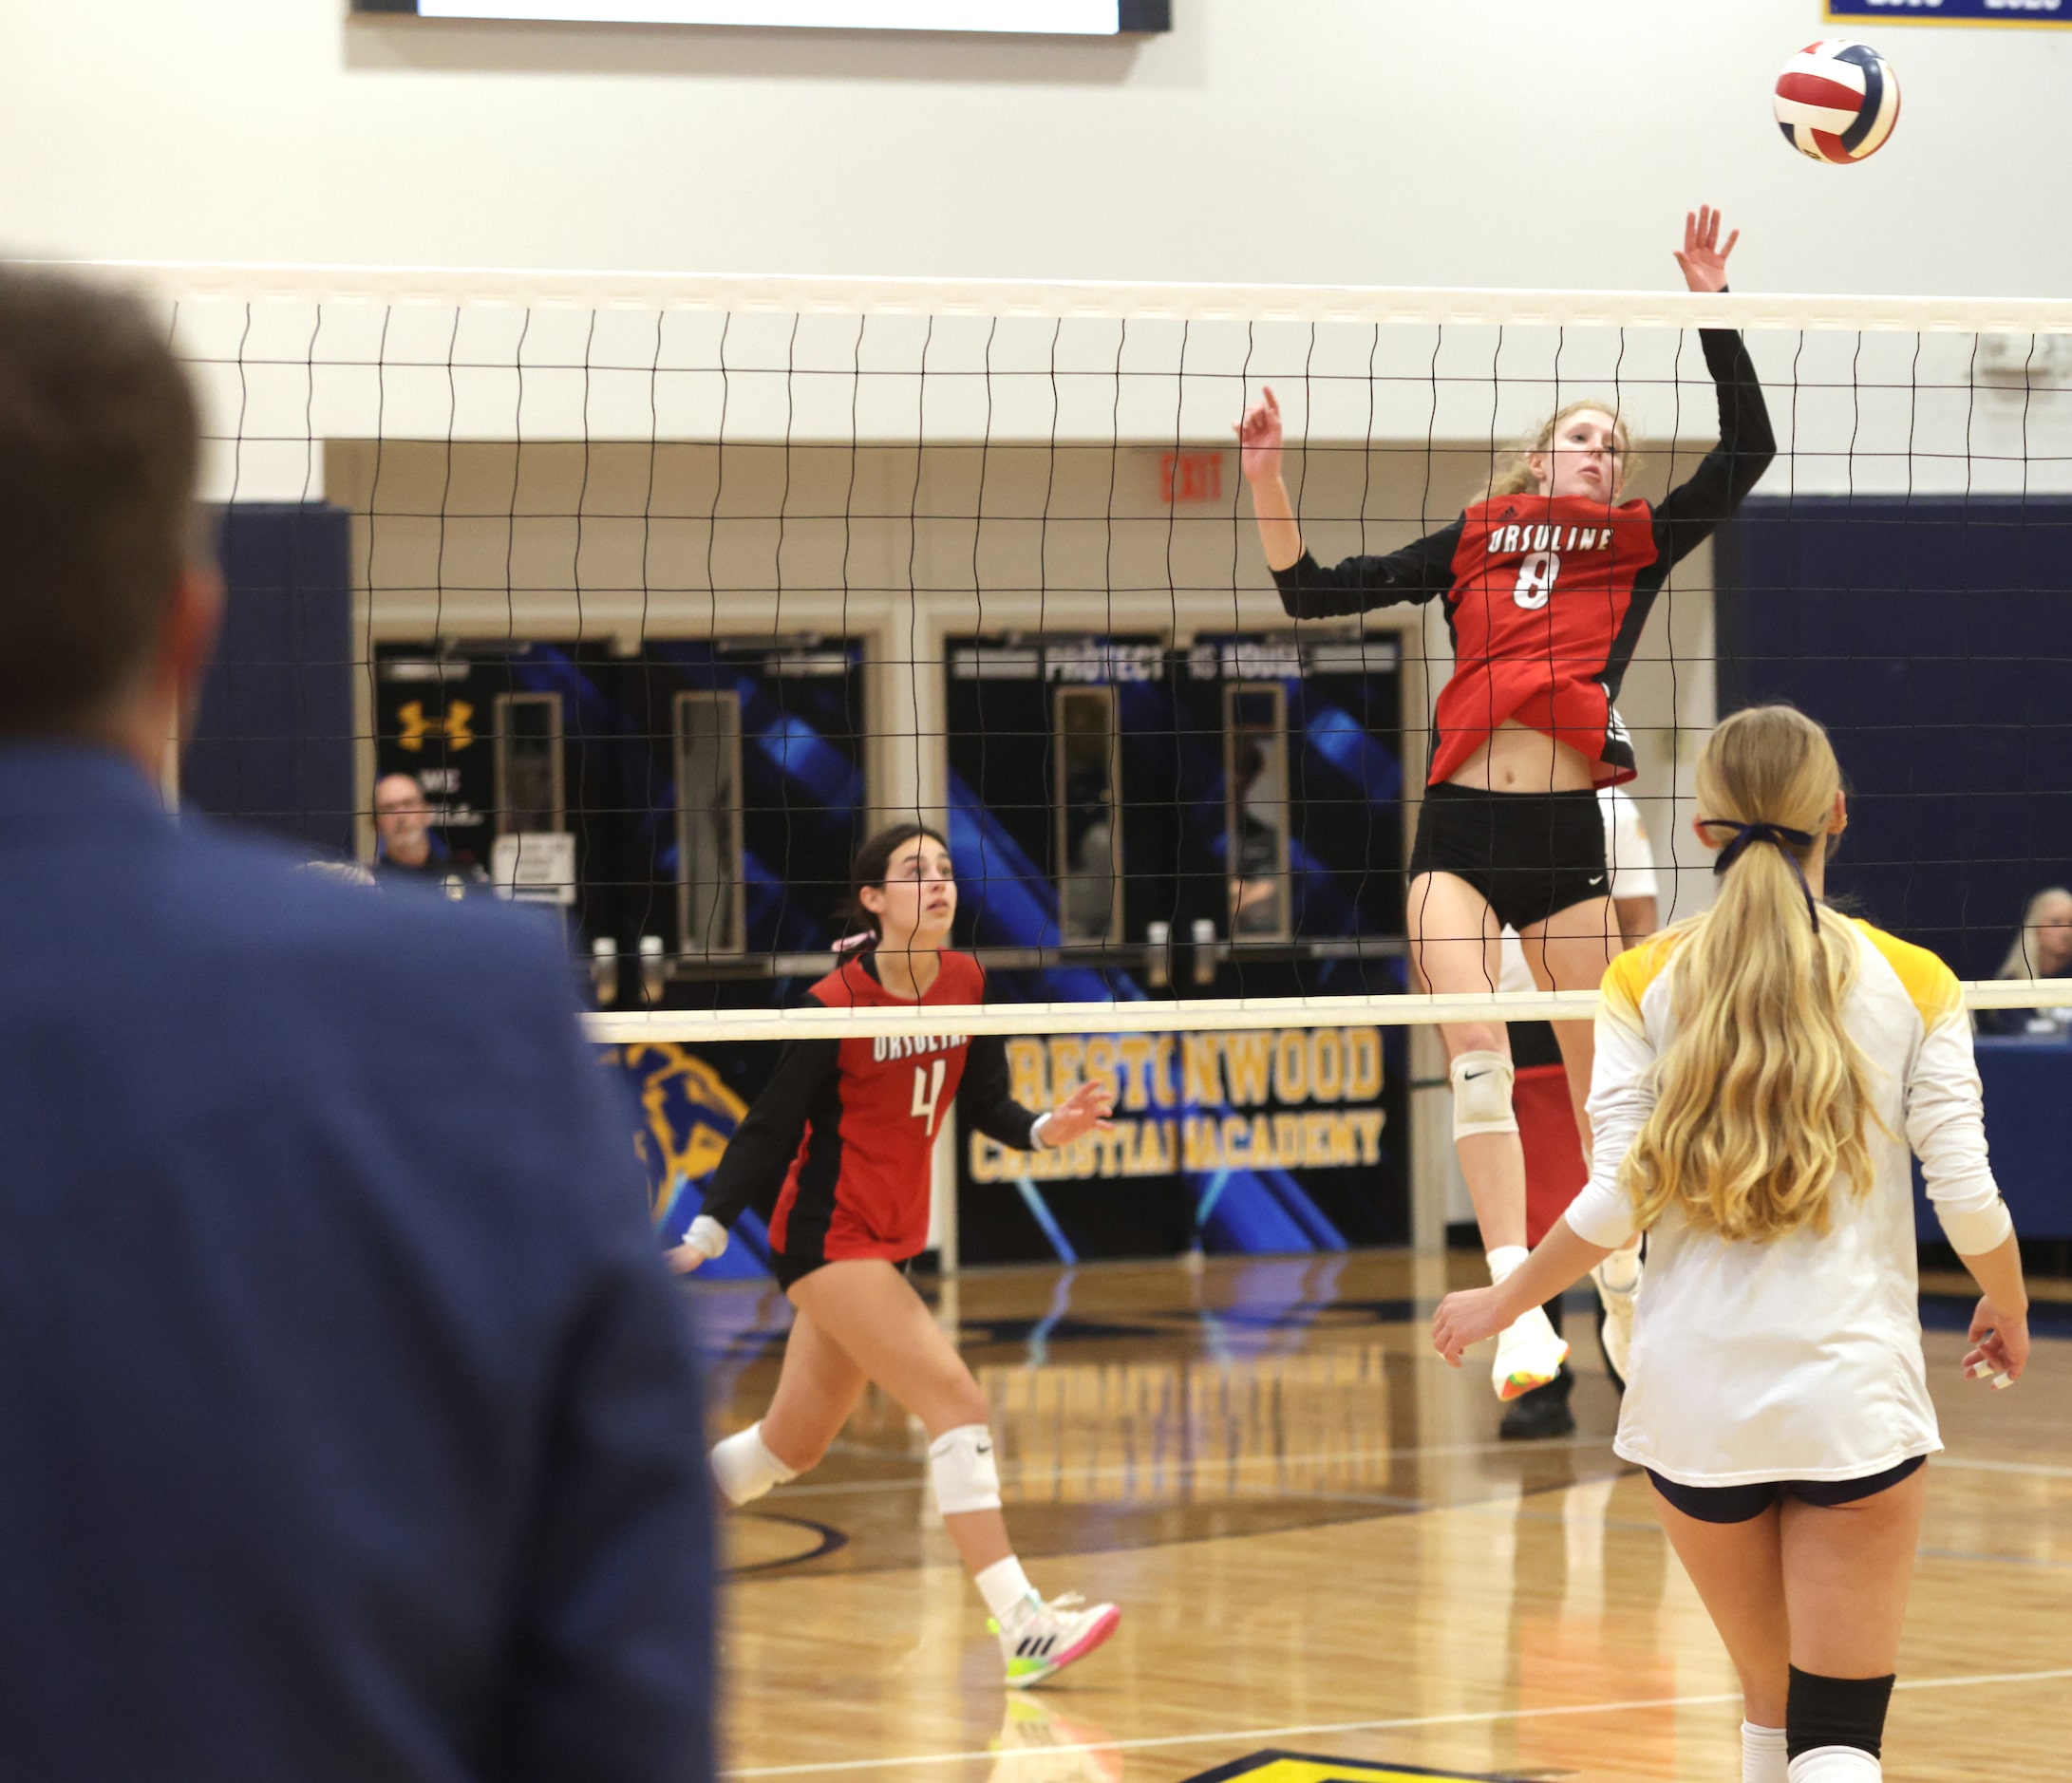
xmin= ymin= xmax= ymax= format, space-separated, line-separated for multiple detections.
xmin=1408 ymin=782 xmax=1610 ymax=932
xmin=1647 ymin=1455 xmax=1926 ymax=1525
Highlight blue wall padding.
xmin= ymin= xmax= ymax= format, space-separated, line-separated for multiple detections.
xmin=187 ymin=503 xmax=353 ymax=856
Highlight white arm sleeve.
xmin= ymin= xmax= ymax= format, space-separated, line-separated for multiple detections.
xmin=1601 ymin=789 xmax=1661 ymax=902
xmin=1909 ymin=1010 xmax=2015 ymax=1256
xmin=1567 ymin=1002 xmax=1658 ymax=1250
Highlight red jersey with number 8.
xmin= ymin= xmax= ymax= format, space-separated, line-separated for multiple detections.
xmin=1269 ymin=327 xmax=1776 ymax=791
xmin=1431 ymin=495 xmax=1662 ymax=788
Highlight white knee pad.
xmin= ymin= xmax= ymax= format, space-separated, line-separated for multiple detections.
xmin=710 ymin=1421 xmax=797 ymax=1508
xmin=927 ymin=1423 xmax=1002 ymax=1516
xmin=1451 ymin=1049 xmax=1517 ymax=1140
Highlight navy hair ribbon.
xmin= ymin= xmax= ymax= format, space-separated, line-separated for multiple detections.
xmin=1700 ymin=819 xmax=1820 ymax=930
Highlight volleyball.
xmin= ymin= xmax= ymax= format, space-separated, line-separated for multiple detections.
xmin=1774 ymin=40 xmax=1899 ymax=165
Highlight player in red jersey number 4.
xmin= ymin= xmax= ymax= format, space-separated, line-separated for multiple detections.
xmin=1238 ymin=207 xmax=1773 ymax=1402
xmin=670 ymin=823 xmax=1119 ymax=1689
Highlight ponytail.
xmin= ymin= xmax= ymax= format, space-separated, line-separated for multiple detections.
xmin=1622 ymin=706 xmax=1876 ymax=1244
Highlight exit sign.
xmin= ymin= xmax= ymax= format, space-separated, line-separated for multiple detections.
xmin=1160 ymin=450 xmax=1227 ymax=505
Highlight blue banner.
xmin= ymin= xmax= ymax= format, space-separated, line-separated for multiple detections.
xmin=1826 ymin=0 xmax=2071 ymax=25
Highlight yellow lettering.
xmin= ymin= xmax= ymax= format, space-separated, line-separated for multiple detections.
xmin=1301 ymin=1111 xmax=1336 ymax=1167
xmin=1047 ymin=1038 xmax=1085 ymax=1098
xmin=1271 ymin=1113 xmax=1303 ymax=1166
xmin=1251 ymin=1113 xmax=1277 ymax=1164
xmin=1116 ymin=1036 xmax=1155 ymax=1112
xmin=1272 ymin=1028 xmax=1309 ymax=1104
xmin=1347 ymin=1027 xmax=1383 ymax=1101
xmin=1083 ymin=1037 xmax=1121 ymax=1104
xmin=1007 ymin=1038 xmax=1047 ymax=1110
xmin=1312 ymin=1028 xmax=1345 ymax=1103
xmin=1349 ymin=1108 xmax=1386 ymax=1164
xmin=1150 ymin=1035 xmax=1177 ymax=1108
xmin=1096 ymin=1124 xmax=1131 ymax=1177
xmin=1222 ymin=1113 xmax=1252 ymax=1163
xmin=1223 ymin=1032 xmax=1273 ymax=1104
xmin=1182 ymin=1032 xmax=1222 ymax=1104
xmin=1182 ymin=1114 xmax=1220 ymax=1171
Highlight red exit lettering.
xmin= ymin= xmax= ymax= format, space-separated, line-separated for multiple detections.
xmin=1159 ymin=450 xmax=1225 ymax=505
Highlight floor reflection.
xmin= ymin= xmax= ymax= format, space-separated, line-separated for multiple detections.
xmin=695 ymin=1251 xmax=1629 ymax=1574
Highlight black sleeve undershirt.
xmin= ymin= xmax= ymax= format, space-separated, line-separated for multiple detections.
xmin=698 ymin=1035 xmax=839 ymax=1231
xmin=956 ymin=1033 xmax=1044 ymax=1153
xmin=1269 ymin=517 xmax=1465 ymax=618
xmin=1650 ymin=326 xmax=1777 ymax=568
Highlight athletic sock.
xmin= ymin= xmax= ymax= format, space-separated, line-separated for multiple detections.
xmin=1786 ymin=1750 xmax=1879 ymax=1780
xmin=1743 ymin=1721 xmax=1788 ymax=1783
xmin=975 ymin=1555 xmax=1039 ymax=1626
xmin=708 ymin=1422 xmax=797 ymax=1508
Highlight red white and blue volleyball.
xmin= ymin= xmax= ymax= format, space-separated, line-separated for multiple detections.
xmin=1774 ymin=40 xmax=1900 ymax=165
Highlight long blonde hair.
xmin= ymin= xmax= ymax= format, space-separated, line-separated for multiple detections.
xmin=1622 ymin=705 xmax=1876 ymax=1244
xmin=1996 ymin=886 xmax=2072 ymax=982
xmin=1480 ymin=399 xmax=1643 ymax=501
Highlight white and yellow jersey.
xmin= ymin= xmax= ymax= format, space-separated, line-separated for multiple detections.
xmin=1568 ymin=916 xmax=2014 ymax=1488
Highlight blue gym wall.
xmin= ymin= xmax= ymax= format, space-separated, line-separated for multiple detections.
xmin=1717 ymin=497 xmax=2072 ymax=982
xmin=184 ymin=503 xmax=355 ymax=859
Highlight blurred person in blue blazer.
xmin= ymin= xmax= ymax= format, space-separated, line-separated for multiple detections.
xmin=0 ymin=264 xmax=714 ymax=1783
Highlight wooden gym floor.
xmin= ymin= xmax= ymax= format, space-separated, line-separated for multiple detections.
xmin=691 ymin=1253 xmax=2072 ymax=1782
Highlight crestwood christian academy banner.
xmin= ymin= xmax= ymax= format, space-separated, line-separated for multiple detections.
xmin=1824 ymin=0 xmax=2071 ymax=24
xmin=959 ymin=1025 xmax=1408 ymax=1265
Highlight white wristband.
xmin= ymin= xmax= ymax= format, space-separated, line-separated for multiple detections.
xmin=1029 ymin=1113 xmax=1053 ymax=1151
xmin=686 ymin=1214 xmax=729 ymax=1260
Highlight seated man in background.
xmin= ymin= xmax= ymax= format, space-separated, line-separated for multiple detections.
xmin=374 ymin=768 xmax=486 ymax=893
xmin=0 ymin=265 xmax=715 ymax=1783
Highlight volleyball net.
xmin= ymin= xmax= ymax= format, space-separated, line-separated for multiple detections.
xmin=105 ymin=262 xmax=2072 ymax=1052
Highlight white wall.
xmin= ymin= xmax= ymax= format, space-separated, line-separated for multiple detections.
xmin=7 ymin=0 xmax=2072 ymax=299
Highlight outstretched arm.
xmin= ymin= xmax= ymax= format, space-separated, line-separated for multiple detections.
xmin=957 ymin=1034 xmax=1115 ymax=1152
xmin=1656 ymin=206 xmax=1777 ymax=564
xmin=1238 ymin=385 xmax=1464 ymax=617
xmin=1237 ymin=386 xmax=1305 ymax=572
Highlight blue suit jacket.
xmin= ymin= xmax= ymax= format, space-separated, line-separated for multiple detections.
xmin=0 ymin=746 xmax=713 ymax=1783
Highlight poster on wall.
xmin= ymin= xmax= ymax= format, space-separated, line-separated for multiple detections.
xmin=1823 ymin=1 xmax=2071 ymax=24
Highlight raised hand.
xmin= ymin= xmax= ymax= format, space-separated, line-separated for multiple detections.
xmin=1041 ymin=1079 xmax=1116 ymax=1149
xmin=1962 ymin=1296 xmax=2029 ymax=1389
xmin=1234 ymin=385 xmax=1284 ymax=485
xmin=1673 ymin=205 xmax=1740 ymax=294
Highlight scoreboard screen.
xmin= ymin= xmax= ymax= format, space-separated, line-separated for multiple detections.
xmin=354 ymin=1 xmax=1170 ymax=31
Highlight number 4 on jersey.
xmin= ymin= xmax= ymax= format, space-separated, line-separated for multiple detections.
xmin=911 ymin=1059 xmax=947 ymax=1135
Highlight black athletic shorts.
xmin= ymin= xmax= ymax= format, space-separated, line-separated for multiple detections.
xmin=1646 ymin=1455 xmax=1926 ymax=1525
xmin=1408 ymin=782 xmax=1610 ymax=932
xmin=770 ymin=1247 xmax=917 ymax=1293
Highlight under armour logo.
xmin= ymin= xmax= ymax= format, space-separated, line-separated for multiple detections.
xmin=395 ymin=699 xmax=475 ymax=753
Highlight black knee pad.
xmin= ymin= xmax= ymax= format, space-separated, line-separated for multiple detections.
xmin=1786 ymin=1666 xmax=1894 ymax=1759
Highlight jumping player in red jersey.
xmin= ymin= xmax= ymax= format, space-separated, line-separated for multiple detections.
xmin=1236 ymin=208 xmax=1774 ymax=1402
xmin=669 ymin=822 xmax=1120 ymax=1689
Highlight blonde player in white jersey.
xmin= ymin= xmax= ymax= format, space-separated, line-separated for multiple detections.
xmin=1492 ymin=783 xmax=1657 ymax=1430
xmin=1435 ymin=705 xmax=2030 ymax=1783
